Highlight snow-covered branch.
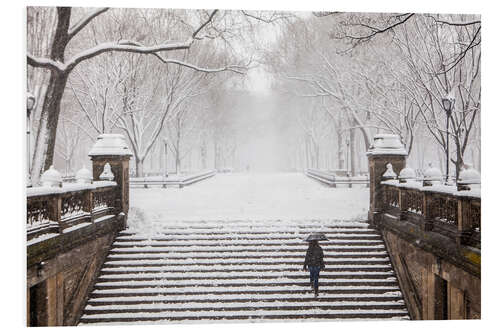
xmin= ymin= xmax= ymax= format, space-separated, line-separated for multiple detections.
xmin=27 ymin=54 xmax=65 ymax=72
xmin=68 ymin=7 xmax=109 ymax=40
xmin=64 ymin=40 xmax=193 ymax=72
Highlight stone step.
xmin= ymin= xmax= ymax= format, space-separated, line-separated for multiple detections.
xmin=83 ymin=301 xmax=407 ymax=315
xmin=106 ymin=253 xmax=390 ymax=260
xmin=90 ymin=287 xmax=402 ymax=298
xmin=94 ymin=278 xmax=398 ymax=287
xmin=102 ymin=258 xmax=390 ymax=266
xmin=109 ymin=245 xmax=387 ymax=253
xmin=118 ymin=223 xmax=372 ymax=231
xmin=100 ymin=267 xmax=393 ymax=274
xmin=115 ymin=236 xmax=381 ymax=243
xmin=93 ymin=271 xmax=394 ymax=279
xmin=86 ymin=294 xmax=405 ymax=306
xmin=116 ymin=229 xmax=380 ymax=237
xmin=79 ymin=309 xmax=409 ymax=324
xmin=110 ymin=240 xmax=384 ymax=247
xmin=93 ymin=278 xmax=399 ymax=287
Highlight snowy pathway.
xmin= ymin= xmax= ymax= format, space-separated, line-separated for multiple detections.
xmin=128 ymin=172 xmax=369 ymax=226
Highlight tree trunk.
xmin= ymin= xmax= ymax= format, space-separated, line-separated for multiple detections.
xmin=305 ymin=138 xmax=310 ymax=169
xmin=163 ymin=142 xmax=168 ymax=175
xmin=175 ymin=153 xmax=181 ymax=174
xmin=213 ymin=140 xmax=218 ymax=170
xmin=150 ymin=144 xmax=155 ymax=173
xmin=349 ymin=128 xmax=356 ymax=176
xmin=201 ymin=143 xmax=207 ymax=169
xmin=135 ymin=158 xmax=144 ymax=177
xmin=175 ymin=131 xmax=181 ymax=174
xmin=31 ymin=72 xmax=69 ymax=182
xmin=454 ymin=139 xmax=464 ymax=181
xmin=337 ymin=132 xmax=344 ymax=170
xmin=30 ymin=8 xmax=71 ymax=183
xmin=315 ymin=143 xmax=319 ymax=169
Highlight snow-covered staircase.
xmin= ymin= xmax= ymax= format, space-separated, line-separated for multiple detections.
xmin=79 ymin=220 xmax=409 ymax=325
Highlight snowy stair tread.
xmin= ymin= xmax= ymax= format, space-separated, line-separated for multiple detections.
xmin=79 ymin=220 xmax=409 ymax=324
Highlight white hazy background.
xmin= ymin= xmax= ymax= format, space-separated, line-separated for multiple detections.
xmin=3 ymin=0 xmax=498 ymax=333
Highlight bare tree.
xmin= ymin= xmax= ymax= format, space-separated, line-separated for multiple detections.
xmin=267 ymin=12 xmax=479 ymax=176
xmin=54 ymin=107 xmax=84 ymax=176
xmin=67 ymin=54 xmax=126 ymax=135
xmin=27 ymin=7 xmax=245 ymax=182
xmin=391 ymin=15 xmax=481 ymax=177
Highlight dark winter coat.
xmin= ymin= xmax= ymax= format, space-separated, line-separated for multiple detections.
xmin=303 ymin=243 xmax=325 ymax=270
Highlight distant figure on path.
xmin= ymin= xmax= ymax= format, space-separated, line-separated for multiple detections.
xmin=303 ymin=239 xmax=325 ymax=297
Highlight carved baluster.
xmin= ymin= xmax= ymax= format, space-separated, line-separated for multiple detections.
xmin=423 ymin=192 xmax=434 ymax=231
xmin=48 ymin=194 xmax=62 ymax=233
xmin=400 ymin=188 xmax=407 ymax=220
xmin=84 ymin=189 xmax=93 ymax=222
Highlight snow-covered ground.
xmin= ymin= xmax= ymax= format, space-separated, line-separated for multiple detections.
xmin=128 ymin=172 xmax=369 ymax=230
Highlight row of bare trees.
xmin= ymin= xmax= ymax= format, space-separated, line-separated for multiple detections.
xmin=267 ymin=12 xmax=480 ymax=176
xmin=27 ymin=8 xmax=480 ymax=178
xmin=27 ymin=7 xmax=290 ymax=179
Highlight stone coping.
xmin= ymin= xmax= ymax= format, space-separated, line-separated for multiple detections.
xmin=27 ymin=181 xmax=117 ymax=198
xmin=381 ymin=180 xmax=480 ymax=199
xmin=366 ymin=148 xmax=408 ymax=156
xmin=27 ymin=213 xmax=125 ymax=269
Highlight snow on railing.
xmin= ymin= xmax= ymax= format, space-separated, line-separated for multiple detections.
xmin=27 ymin=166 xmax=118 ymax=241
xmin=380 ymin=164 xmax=481 ymax=247
xmin=305 ymin=169 xmax=369 ymax=188
xmin=130 ymin=170 xmax=217 ymax=188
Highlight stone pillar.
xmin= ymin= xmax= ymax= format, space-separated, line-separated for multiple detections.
xmin=46 ymin=276 xmax=58 ymax=326
xmin=366 ymin=134 xmax=407 ymax=223
xmin=449 ymin=284 xmax=466 ymax=319
xmin=89 ymin=134 xmax=132 ymax=219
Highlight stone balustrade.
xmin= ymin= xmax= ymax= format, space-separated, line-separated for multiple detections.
xmin=27 ymin=134 xmax=133 ymax=245
xmin=380 ymin=166 xmax=481 ymax=248
xmin=27 ymin=169 xmax=118 ymax=241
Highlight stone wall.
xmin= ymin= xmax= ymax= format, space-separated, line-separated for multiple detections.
xmin=27 ymin=215 xmax=125 ymax=326
xmin=381 ymin=225 xmax=480 ymax=319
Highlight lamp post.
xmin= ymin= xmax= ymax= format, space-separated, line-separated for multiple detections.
xmin=441 ymin=94 xmax=455 ymax=185
xmin=27 ymin=93 xmax=36 ymax=187
xmin=163 ymin=138 xmax=168 ymax=177
xmin=346 ymin=138 xmax=350 ymax=177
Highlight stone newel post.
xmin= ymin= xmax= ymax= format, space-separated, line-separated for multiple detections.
xmin=366 ymin=134 xmax=407 ymax=223
xmin=89 ymin=134 xmax=133 ymax=218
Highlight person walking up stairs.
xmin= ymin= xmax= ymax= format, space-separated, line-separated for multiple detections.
xmin=303 ymin=235 xmax=327 ymax=297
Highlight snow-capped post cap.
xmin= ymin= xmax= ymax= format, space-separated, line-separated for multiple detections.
xmin=76 ymin=165 xmax=93 ymax=184
xmin=399 ymin=166 xmax=416 ymax=184
xmin=99 ymin=163 xmax=115 ymax=181
xmin=423 ymin=163 xmax=442 ymax=186
xmin=366 ymin=134 xmax=407 ymax=156
xmin=88 ymin=134 xmax=132 ymax=157
xmin=382 ymin=163 xmax=397 ymax=180
xmin=457 ymin=163 xmax=481 ymax=191
xmin=40 ymin=165 xmax=62 ymax=187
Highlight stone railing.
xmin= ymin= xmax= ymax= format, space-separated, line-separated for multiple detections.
xmin=380 ymin=171 xmax=480 ymax=248
xmin=305 ymin=169 xmax=369 ymax=188
xmin=27 ymin=181 xmax=118 ymax=241
xmin=130 ymin=170 xmax=217 ymax=188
